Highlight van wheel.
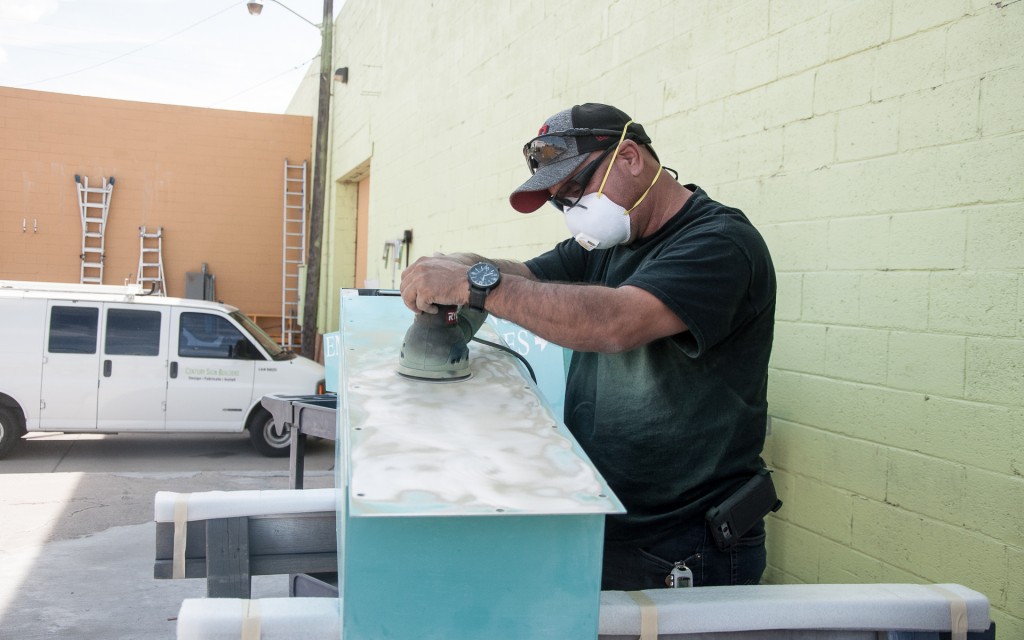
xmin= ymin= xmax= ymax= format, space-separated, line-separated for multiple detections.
xmin=0 ymin=406 xmax=25 ymax=459
xmin=247 ymin=408 xmax=291 ymax=458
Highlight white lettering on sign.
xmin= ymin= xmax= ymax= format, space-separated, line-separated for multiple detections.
xmin=500 ymin=329 xmax=548 ymax=357
xmin=324 ymin=334 xmax=340 ymax=358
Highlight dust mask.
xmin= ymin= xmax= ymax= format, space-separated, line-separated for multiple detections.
xmin=563 ymin=120 xmax=662 ymax=251
xmin=563 ymin=193 xmax=632 ymax=251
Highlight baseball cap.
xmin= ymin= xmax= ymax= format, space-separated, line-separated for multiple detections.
xmin=510 ymin=103 xmax=653 ymax=213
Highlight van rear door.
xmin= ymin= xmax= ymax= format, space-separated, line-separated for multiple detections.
xmin=166 ymin=309 xmax=258 ymax=431
xmin=39 ymin=301 xmax=102 ymax=430
xmin=96 ymin=303 xmax=169 ymax=431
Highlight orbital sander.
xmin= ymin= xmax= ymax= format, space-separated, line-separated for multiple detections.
xmin=397 ymin=305 xmax=487 ymax=381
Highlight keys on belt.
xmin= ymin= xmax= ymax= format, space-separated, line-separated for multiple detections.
xmin=665 ymin=554 xmax=700 ymax=588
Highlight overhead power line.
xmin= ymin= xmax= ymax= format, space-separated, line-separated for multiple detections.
xmin=23 ymin=1 xmax=243 ymax=87
xmin=208 ymin=55 xmax=317 ymax=108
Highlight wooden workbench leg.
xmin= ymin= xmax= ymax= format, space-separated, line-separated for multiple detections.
xmin=206 ymin=516 xmax=251 ymax=598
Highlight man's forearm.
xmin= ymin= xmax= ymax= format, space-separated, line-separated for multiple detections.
xmin=485 ymin=275 xmax=684 ymax=353
xmin=398 ymin=254 xmax=686 ymax=351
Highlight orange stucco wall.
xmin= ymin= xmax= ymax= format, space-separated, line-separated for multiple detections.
xmin=0 ymin=87 xmax=312 ymax=317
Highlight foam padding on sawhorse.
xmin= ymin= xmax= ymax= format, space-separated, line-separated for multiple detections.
xmin=598 ymin=583 xmax=991 ymax=639
xmin=175 ymin=597 xmax=339 ymax=640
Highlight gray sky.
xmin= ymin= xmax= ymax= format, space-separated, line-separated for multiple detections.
xmin=0 ymin=0 xmax=338 ymax=113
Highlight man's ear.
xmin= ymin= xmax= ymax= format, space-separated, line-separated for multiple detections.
xmin=618 ymin=140 xmax=645 ymax=177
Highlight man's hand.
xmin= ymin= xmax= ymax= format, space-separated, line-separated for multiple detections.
xmin=399 ymin=256 xmax=470 ymax=314
xmin=432 ymin=252 xmax=481 ymax=266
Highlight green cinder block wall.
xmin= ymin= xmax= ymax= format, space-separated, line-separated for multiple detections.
xmin=293 ymin=0 xmax=1024 ymax=633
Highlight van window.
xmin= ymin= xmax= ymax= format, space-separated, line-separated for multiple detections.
xmin=179 ymin=312 xmax=262 ymax=360
xmin=105 ymin=309 xmax=162 ymax=356
xmin=49 ymin=306 xmax=99 ymax=354
xmin=230 ymin=311 xmax=288 ymax=360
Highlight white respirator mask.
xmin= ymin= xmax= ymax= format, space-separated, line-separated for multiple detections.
xmin=563 ymin=192 xmax=633 ymax=251
xmin=563 ymin=120 xmax=662 ymax=251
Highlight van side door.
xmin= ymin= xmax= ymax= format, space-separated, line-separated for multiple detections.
xmin=95 ymin=303 xmax=169 ymax=431
xmin=39 ymin=301 xmax=102 ymax=430
xmin=165 ymin=309 xmax=259 ymax=431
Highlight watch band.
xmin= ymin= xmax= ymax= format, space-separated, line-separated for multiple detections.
xmin=468 ymin=286 xmax=488 ymax=311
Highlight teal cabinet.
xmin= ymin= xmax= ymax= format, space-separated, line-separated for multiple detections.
xmin=336 ymin=291 xmax=623 ymax=639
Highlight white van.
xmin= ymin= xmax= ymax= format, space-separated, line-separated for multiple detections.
xmin=0 ymin=281 xmax=325 ymax=458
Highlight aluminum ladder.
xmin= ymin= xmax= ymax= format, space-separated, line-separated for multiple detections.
xmin=75 ymin=175 xmax=115 ymax=285
xmin=282 ymin=160 xmax=308 ymax=350
xmin=137 ymin=226 xmax=167 ymax=294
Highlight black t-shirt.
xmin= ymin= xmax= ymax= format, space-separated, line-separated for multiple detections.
xmin=524 ymin=185 xmax=776 ymax=543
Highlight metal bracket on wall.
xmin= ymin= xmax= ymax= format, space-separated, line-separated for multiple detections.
xmin=382 ymin=229 xmax=413 ymax=288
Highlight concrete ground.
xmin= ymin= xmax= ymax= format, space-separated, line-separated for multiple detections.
xmin=0 ymin=431 xmax=335 ymax=639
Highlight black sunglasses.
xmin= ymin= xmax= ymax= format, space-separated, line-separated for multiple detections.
xmin=549 ymin=146 xmax=616 ymax=211
xmin=523 ymin=128 xmax=629 ymax=174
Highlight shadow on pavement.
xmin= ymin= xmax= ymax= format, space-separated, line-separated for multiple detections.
xmin=0 ymin=432 xmax=335 ymax=639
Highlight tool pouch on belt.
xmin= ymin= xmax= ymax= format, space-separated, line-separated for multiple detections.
xmin=705 ymin=468 xmax=783 ymax=551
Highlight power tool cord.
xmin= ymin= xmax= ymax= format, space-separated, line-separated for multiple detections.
xmin=470 ymin=337 xmax=537 ymax=384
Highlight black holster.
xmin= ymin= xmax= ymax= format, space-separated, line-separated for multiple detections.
xmin=705 ymin=468 xmax=783 ymax=551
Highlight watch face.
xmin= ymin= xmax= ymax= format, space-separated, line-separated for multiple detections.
xmin=468 ymin=262 xmax=500 ymax=288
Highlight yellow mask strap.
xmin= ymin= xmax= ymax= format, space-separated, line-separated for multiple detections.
xmin=626 ymin=164 xmax=663 ymax=214
xmin=596 ymin=120 xmax=633 ymax=197
xmin=595 ymin=120 xmax=662 ymax=212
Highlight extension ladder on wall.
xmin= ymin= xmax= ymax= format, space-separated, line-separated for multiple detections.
xmin=137 ymin=226 xmax=167 ymax=294
xmin=282 ymin=159 xmax=308 ymax=350
xmin=75 ymin=174 xmax=115 ymax=285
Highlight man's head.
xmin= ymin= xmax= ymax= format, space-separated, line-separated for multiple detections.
xmin=510 ymin=103 xmax=655 ymax=213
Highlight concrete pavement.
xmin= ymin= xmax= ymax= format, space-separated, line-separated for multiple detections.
xmin=0 ymin=431 xmax=335 ymax=639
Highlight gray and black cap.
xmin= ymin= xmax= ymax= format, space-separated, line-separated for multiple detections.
xmin=510 ymin=103 xmax=653 ymax=213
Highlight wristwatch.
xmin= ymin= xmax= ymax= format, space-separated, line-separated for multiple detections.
xmin=467 ymin=262 xmax=501 ymax=311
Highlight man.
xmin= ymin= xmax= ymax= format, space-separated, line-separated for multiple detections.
xmin=400 ymin=103 xmax=776 ymax=590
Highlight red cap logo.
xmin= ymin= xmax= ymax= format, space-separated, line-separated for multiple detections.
xmin=538 ymin=124 xmax=549 ymax=135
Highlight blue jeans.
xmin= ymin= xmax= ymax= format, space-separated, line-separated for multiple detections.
xmin=600 ymin=519 xmax=766 ymax=591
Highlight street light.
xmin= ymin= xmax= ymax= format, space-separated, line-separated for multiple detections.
xmin=246 ymin=0 xmax=320 ymax=29
xmin=248 ymin=0 xmax=334 ymax=359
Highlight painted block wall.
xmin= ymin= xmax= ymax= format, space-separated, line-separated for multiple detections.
xmin=0 ymin=87 xmax=312 ymax=317
xmin=309 ymin=0 xmax=1023 ymax=633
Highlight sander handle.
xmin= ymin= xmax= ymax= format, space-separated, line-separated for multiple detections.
xmin=456 ymin=306 xmax=488 ymax=341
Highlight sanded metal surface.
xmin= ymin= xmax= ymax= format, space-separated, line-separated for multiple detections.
xmin=339 ymin=292 xmax=623 ymax=517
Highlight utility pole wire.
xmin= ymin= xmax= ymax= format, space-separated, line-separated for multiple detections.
xmin=207 ymin=55 xmax=316 ymax=108
xmin=23 ymin=1 xmax=243 ymax=87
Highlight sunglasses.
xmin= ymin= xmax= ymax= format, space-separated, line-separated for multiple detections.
xmin=522 ymin=128 xmax=627 ymax=174
xmin=549 ymin=146 xmax=616 ymax=211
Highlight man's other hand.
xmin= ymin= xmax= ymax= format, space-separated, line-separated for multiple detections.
xmin=399 ymin=256 xmax=470 ymax=314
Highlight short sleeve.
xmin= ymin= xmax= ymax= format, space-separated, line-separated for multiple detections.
xmin=525 ymin=239 xmax=590 ymax=282
xmin=623 ymin=231 xmax=761 ymax=357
